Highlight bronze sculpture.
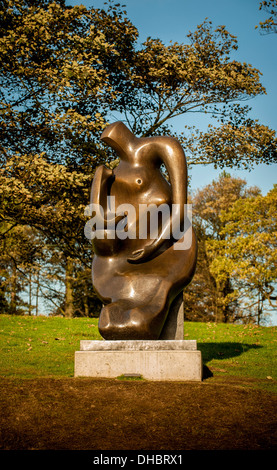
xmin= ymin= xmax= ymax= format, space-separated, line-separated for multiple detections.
xmin=89 ymin=121 xmax=197 ymax=340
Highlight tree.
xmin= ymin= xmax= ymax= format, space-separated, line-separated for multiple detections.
xmin=184 ymin=173 xmax=260 ymax=322
xmin=220 ymin=185 xmax=277 ymax=324
xmin=125 ymin=21 xmax=277 ymax=169
xmin=1 ymin=0 xmax=276 ymax=315
xmin=257 ymin=0 xmax=277 ymax=34
xmin=1 ymin=0 xmax=276 ymax=171
xmin=0 ymin=223 xmax=45 ymax=314
xmin=0 ymin=0 xmax=138 ymax=167
xmin=186 ymin=177 xmax=277 ymax=325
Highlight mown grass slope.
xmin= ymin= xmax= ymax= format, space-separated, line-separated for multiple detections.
xmin=0 ymin=315 xmax=276 ymax=392
xmin=0 ymin=315 xmax=277 ymax=451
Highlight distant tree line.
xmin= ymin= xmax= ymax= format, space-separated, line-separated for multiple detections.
xmin=184 ymin=173 xmax=277 ymax=325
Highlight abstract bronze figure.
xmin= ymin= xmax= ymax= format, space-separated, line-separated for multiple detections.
xmin=89 ymin=121 xmax=197 ymax=340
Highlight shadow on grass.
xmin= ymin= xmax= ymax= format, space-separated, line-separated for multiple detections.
xmin=198 ymin=342 xmax=262 ymax=379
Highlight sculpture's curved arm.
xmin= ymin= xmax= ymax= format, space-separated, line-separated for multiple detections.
xmin=90 ymin=165 xmax=125 ymax=229
xmin=127 ymin=137 xmax=187 ymax=262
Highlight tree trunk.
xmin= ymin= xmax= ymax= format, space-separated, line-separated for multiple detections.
xmin=215 ymin=287 xmax=226 ymax=323
xmin=28 ymin=271 xmax=32 ymax=315
xmin=35 ymin=270 xmax=40 ymax=316
xmin=84 ymin=295 xmax=89 ymax=317
xmin=10 ymin=264 xmax=17 ymax=314
xmin=64 ymin=257 xmax=74 ymax=317
xmin=257 ymin=291 xmax=263 ymax=326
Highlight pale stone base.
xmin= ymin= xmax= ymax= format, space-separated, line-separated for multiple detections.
xmin=74 ymin=340 xmax=202 ymax=382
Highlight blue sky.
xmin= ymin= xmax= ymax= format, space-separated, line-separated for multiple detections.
xmin=67 ymin=0 xmax=277 ymax=195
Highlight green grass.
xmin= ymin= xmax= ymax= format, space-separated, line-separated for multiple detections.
xmin=184 ymin=321 xmax=277 ymax=392
xmin=0 ymin=315 xmax=276 ymax=392
xmin=0 ymin=314 xmax=102 ymax=379
xmin=117 ymin=374 xmax=144 ymax=381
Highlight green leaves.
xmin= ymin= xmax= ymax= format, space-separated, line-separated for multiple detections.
xmin=186 ymin=174 xmax=276 ymax=323
xmin=220 ymin=186 xmax=277 ymax=293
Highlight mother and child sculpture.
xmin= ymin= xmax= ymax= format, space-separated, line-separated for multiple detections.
xmin=88 ymin=121 xmax=197 ymax=340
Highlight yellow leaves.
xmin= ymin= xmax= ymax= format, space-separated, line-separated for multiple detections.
xmin=134 ymin=19 xmax=265 ymax=121
xmin=258 ymin=0 xmax=277 ymax=33
xmin=0 ymin=152 xmax=92 ymax=233
xmin=212 ymin=187 xmax=277 ymax=295
xmin=192 ymin=118 xmax=277 ymax=169
xmin=49 ymin=109 xmax=106 ymax=139
xmin=192 ymin=174 xmax=277 ymax=319
xmin=0 ymin=0 xmax=118 ymax=92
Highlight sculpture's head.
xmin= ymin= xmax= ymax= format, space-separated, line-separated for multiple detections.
xmin=100 ymin=121 xmax=138 ymax=162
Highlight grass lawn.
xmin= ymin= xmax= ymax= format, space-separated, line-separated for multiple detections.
xmin=0 ymin=314 xmax=102 ymax=379
xmin=0 ymin=314 xmax=276 ymax=392
xmin=0 ymin=314 xmax=276 ymax=451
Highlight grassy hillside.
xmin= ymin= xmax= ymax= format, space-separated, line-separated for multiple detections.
xmin=0 ymin=315 xmax=276 ymax=392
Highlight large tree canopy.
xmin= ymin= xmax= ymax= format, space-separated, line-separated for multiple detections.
xmin=1 ymin=0 xmax=276 ymax=171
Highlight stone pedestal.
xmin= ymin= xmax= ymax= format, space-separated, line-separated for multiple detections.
xmin=74 ymin=292 xmax=202 ymax=382
xmin=74 ymin=340 xmax=202 ymax=382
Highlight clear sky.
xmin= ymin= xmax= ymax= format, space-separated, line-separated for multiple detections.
xmin=67 ymin=0 xmax=277 ymax=195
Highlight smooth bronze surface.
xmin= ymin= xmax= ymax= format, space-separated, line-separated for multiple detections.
xmin=90 ymin=121 xmax=197 ymax=340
